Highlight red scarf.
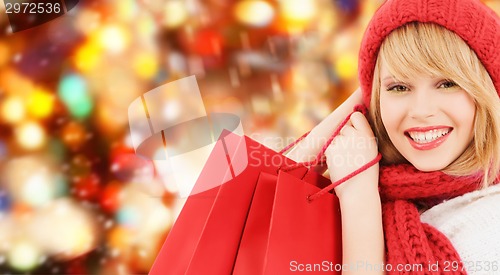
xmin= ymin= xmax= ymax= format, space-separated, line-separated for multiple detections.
xmin=378 ymin=164 xmax=482 ymax=274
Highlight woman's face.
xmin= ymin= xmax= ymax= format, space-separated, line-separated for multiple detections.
xmin=379 ymin=62 xmax=476 ymax=171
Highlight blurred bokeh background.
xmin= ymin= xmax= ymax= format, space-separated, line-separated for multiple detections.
xmin=0 ymin=0 xmax=498 ymax=274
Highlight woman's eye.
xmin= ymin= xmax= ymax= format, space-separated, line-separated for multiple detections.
xmin=387 ymin=85 xmax=409 ymax=92
xmin=438 ymin=80 xmax=457 ymax=89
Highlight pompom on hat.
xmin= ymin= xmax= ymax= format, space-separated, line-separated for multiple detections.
xmin=358 ymin=0 xmax=500 ymax=108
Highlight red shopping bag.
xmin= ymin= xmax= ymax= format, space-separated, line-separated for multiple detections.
xmin=233 ymin=105 xmax=381 ymax=275
xmin=233 ymin=168 xmax=340 ymax=274
xmin=263 ymin=155 xmax=380 ymax=274
xmin=149 ymin=130 xmax=309 ymax=275
xmin=231 ymin=171 xmax=279 ymax=274
xmin=149 ymin=129 xmax=248 ymax=275
xmin=150 ymin=105 xmax=381 ymax=275
xmin=264 ymin=170 xmax=342 ymax=274
xmin=185 ymin=140 xmax=312 ymax=274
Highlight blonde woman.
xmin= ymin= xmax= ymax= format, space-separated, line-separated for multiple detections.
xmin=289 ymin=0 xmax=500 ymax=274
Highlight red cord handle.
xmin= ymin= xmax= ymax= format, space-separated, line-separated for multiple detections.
xmin=278 ymin=130 xmax=311 ymax=155
xmin=307 ymin=153 xmax=382 ymax=202
xmin=280 ymin=104 xmax=368 ymax=170
xmin=278 ymin=104 xmax=382 ymax=201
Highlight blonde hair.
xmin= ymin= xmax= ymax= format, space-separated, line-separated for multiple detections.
xmin=369 ymin=22 xmax=500 ymax=187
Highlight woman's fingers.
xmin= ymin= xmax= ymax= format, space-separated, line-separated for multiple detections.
xmin=340 ymin=125 xmax=356 ymax=136
xmin=350 ymin=112 xmax=374 ymax=136
xmin=340 ymin=112 xmax=370 ymax=137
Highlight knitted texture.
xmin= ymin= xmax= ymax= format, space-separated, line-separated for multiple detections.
xmin=358 ymin=0 xmax=500 ymax=107
xmin=379 ymin=164 xmax=482 ymax=274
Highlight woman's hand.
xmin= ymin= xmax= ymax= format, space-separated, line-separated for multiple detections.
xmin=325 ymin=111 xmax=379 ymax=200
xmin=286 ymin=88 xmax=363 ymax=168
xmin=325 ymin=112 xmax=385 ymax=274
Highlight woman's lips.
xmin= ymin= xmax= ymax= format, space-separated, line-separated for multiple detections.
xmin=404 ymin=126 xmax=453 ymax=150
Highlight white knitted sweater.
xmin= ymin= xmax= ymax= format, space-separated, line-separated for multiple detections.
xmin=421 ymin=184 xmax=500 ymax=274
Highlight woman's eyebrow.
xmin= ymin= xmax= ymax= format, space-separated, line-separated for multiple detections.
xmin=381 ymin=76 xmax=395 ymax=82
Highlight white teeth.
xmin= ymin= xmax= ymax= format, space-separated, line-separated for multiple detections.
xmin=425 ymin=132 xmax=432 ymax=141
xmin=408 ymin=129 xmax=450 ymax=144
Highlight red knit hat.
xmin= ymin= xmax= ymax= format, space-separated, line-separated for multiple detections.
xmin=358 ymin=0 xmax=500 ymax=108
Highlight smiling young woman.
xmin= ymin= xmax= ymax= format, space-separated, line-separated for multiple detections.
xmin=289 ymin=0 xmax=500 ymax=274
xmin=369 ymin=22 xmax=500 ymax=186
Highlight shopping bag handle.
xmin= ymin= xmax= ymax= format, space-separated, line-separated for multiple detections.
xmin=280 ymin=104 xmax=369 ymax=169
xmin=279 ymin=104 xmax=382 ymax=202
xmin=306 ymin=153 xmax=381 ymax=202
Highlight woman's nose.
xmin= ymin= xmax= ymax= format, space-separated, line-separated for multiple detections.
xmin=408 ymin=89 xmax=436 ymax=120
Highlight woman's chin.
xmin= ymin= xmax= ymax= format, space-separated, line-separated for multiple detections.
xmin=409 ymin=161 xmax=448 ymax=172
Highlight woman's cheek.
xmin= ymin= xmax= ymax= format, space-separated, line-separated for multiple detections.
xmin=380 ymin=97 xmax=405 ymax=130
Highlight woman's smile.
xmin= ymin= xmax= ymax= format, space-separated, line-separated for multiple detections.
xmin=404 ymin=126 xmax=452 ymax=150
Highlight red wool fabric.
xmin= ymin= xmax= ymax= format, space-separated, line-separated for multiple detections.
xmin=379 ymin=164 xmax=482 ymax=274
xmin=357 ymin=0 xmax=500 ymax=273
